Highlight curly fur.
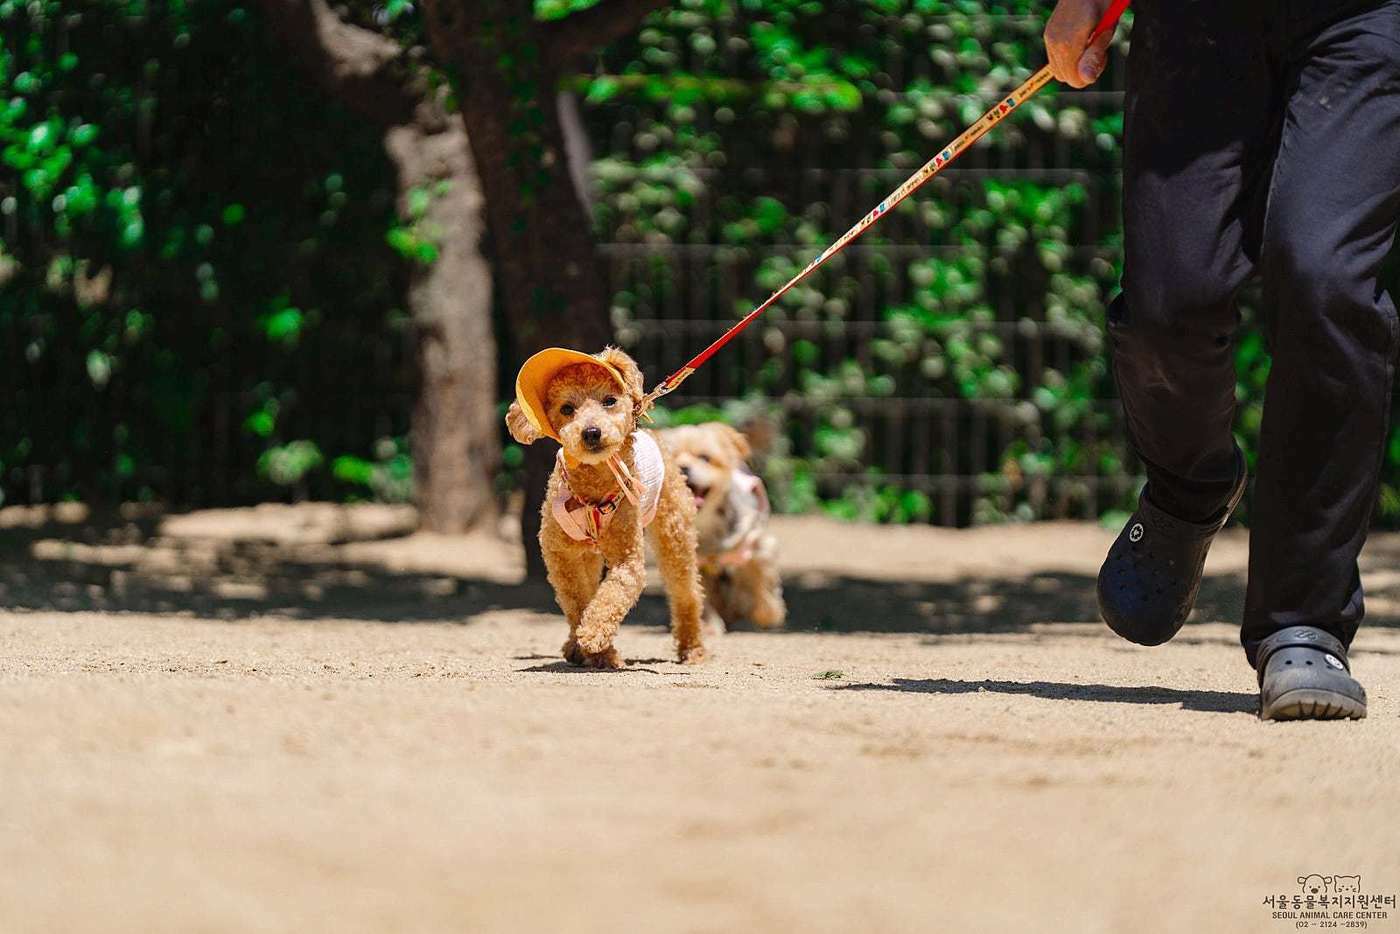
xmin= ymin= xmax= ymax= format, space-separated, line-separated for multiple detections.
xmin=507 ymin=347 xmax=706 ymax=669
xmin=662 ymin=422 xmax=786 ymax=631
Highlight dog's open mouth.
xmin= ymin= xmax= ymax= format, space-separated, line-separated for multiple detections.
xmin=688 ymin=484 xmax=708 ymax=508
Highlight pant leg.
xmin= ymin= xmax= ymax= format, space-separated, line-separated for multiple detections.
xmin=1242 ymin=0 xmax=1400 ymax=664
xmin=1112 ymin=1 xmax=1282 ymax=523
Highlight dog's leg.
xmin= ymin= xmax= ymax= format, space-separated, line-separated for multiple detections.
xmin=649 ymin=474 xmax=707 ymax=663
xmin=708 ymin=570 xmax=742 ymax=631
xmin=574 ymin=528 xmax=646 ymax=670
xmin=744 ymin=562 xmax=789 ymax=627
xmin=735 ymin=555 xmax=787 ymax=629
xmin=542 ymin=533 xmax=604 ymax=666
xmin=698 ymin=567 xmax=727 ymax=639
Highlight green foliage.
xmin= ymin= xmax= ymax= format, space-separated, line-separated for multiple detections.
xmin=258 ymin=440 xmax=324 ymax=487
xmin=588 ymin=0 xmax=1131 ymax=523
xmin=0 ymin=1 xmax=411 ymax=505
xmin=536 ymin=0 xmax=606 ymax=19
xmin=385 ymin=181 xmax=450 ymax=265
xmin=823 ymin=481 xmax=932 ymax=524
xmin=332 ymin=437 xmax=414 ymax=502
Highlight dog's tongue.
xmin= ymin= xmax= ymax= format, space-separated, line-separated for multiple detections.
xmin=693 ymin=492 xmax=706 ymax=509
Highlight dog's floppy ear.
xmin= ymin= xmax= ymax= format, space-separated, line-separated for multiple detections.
xmin=718 ymin=424 xmax=752 ymax=461
xmin=595 ymin=346 xmax=645 ymax=403
xmin=505 ymin=401 xmax=542 ymax=445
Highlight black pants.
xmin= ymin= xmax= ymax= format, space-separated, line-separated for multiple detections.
xmin=1113 ymin=0 xmax=1400 ymax=664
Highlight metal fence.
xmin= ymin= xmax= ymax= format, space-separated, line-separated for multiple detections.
xmin=576 ymin=8 xmax=1139 ymax=525
xmin=596 ymin=87 xmax=1136 ymax=524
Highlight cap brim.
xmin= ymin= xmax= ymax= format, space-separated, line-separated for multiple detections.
xmin=514 ymin=348 xmax=628 ymax=442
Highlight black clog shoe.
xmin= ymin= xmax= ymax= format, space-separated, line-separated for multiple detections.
xmin=1256 ymin=626 xmax=1367 ymax=721
xmin=1097 ymin=466 xmax=1246 ymax=646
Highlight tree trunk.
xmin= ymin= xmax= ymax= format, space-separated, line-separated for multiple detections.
xmin=422 ymin=0 xmax=615 ymax=577
xmin=386 ymin=114 xmax=498 ymax=533
xmin=255 ymin=0 xmax=501 ymax=535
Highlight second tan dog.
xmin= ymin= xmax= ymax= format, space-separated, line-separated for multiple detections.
xmin=662 ymin=423 xmax=786 ymax=631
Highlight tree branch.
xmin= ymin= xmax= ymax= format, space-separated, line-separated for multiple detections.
xmin=255 ymin=0 xmax=420 ymax=127
xmin=541 ymin=0 xmax=671 ymax=70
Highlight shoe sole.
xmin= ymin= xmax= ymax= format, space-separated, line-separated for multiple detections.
xmin=1260 ymin=688 xmax=1367 ymax=722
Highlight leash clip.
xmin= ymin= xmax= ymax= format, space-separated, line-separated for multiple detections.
xmin=638 ymin=367 xmax=695 ymax=420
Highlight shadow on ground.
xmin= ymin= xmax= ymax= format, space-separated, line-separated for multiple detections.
xmin=780 ymin=571 xmax=1246 ymax=635
xmin=835 ymin=678 xmax=1258 ymax=713
xmin=0 ymin=511 xmax=556 ymax=623
xmin=6 ymin=509 xmax=1400 ymax=638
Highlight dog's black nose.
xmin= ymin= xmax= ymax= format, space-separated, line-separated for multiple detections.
xmin=583 ymin=426 xmax=602 ymax=445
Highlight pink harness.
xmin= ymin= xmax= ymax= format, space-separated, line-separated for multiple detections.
xmin=551 ymin=431 xmax=664 ymax=547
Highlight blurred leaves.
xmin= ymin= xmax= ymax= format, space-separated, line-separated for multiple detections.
xmin=257 ymin=440 xmax=324 ymax=487
xmin=1 ymin=1 xmax=409 ymax=504
xmin=585 ymin=0 xmax=1140 ymax=524
xmin=332 ymin=437 xmax=413 ymax=502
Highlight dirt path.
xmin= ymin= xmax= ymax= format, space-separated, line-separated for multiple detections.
xmin=1 ymin=507 xmax=1398 ymax=933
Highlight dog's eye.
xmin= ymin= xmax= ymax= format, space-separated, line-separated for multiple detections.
xmin=560 ymin=404 xmax=575 ymax=417
xmin=698 ymin=454 xmax=713 ymax=464
xmin=602 ymin=396 xmax=617 ymax=408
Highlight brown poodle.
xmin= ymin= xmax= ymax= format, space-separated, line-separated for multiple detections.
xmin=506 ymin=347 xmax=706 ymax=669
xmin=662 ymin=423 xmax=786 ymax=631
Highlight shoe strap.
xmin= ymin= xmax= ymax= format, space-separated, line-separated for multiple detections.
xmin=1255 ymin=626 xmax=1349 ymax=683
xmin=1137 ymin=450 xmax=1247 ymax=538
xmin=1135 ymin=493 xmax=1229 ymax=540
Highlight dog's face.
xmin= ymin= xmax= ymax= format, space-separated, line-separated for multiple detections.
xmin=545 ymin=364 xmax=633 ymax=464
xmin=1299 ymin=875 xmax=1330 ymax=896
xmin=666 ymin=423 xmax=751 ymax=509
xmin=510 ymin=347 xmax=645 ymax=465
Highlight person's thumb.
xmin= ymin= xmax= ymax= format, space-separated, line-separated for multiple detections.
xmin=1077 ymin=29 xmax=1113 ymax=85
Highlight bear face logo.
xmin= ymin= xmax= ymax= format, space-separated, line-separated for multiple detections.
xmin=1299 ymin=874 xmax=1330 ymax=895
xmin=1332 ymin=875 xmax=1361 ymax=894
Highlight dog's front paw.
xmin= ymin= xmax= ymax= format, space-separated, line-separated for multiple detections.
xmin=677 ymin=643 xmax=707 ymax=665
xmin=574 ymin=625 xmax=611 ymax=656
xmin=561 ymin=638 xmax=587 ymax=666
xmin=581 ymin=646 xmax=625 ymax=670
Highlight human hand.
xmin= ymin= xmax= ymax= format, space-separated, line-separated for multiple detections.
xmin=1044 ymin=0 xmax=1115 ymax=88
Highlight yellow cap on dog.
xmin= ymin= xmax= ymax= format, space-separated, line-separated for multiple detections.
xmin=514 ymin=348 xmax=628 ymax=442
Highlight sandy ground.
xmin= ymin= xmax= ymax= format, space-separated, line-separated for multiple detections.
xmin=2 ymin=504 xmax=1399 ymax=934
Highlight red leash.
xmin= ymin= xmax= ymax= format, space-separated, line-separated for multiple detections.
xmin=641 ymin=0 xmax=1132 ymax=410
